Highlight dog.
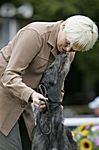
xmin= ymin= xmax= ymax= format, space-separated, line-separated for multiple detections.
xmin=31 ymin=53 xmax=77 ymax=150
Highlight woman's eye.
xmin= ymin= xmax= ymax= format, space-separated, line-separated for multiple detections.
xmin=70 ymin=48 xmax=75 ymax=52
xmin=65 ymin=41 xmax=70 ymax=47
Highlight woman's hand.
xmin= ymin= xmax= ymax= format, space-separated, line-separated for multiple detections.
xmin=31 ymin=91 xmax=48 ymax=111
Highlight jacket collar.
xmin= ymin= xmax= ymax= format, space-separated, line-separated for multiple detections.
xmin=47 ymin=20 xmax=63 ymax=57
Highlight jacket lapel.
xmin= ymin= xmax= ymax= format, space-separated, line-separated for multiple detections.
xmin=47 ymin=20 xmax=63 ymax=58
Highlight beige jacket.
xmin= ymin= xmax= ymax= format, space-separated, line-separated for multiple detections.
xmin=0 ymin=20 xmax=74 ymax=139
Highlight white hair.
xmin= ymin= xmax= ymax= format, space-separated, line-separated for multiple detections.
xmin=64 ymin=15 xmax=98 ymax=51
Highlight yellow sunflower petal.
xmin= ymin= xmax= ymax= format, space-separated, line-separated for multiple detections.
xmin=80 ymin=138 xmax=92 ymax=150
xmin=81 ymin=130 xmax=89 ymax=136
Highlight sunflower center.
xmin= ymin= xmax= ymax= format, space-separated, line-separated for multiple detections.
xmin=84 ymin=142 xmax=89 ymax=148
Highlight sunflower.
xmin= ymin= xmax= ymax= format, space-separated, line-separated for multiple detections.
xmin=80 ymin=138 xmax=92 ymax=150
xmin=78 ymin=124 xmax=86 ymax=132
xmin=81 ymin=130 xmax=89 ymax=136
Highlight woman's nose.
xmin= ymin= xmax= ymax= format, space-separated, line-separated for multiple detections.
xmin=65 ymin=46 xmax=72 ymax=52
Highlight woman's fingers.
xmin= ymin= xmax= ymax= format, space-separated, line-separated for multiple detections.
xmin=31 ymin=91 xmax=48 ymax=110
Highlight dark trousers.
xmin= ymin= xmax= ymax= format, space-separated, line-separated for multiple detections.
xmin=18 ymin=115 xmax=32 ymax=150
xmin=0 ymin=115 xmax=31 ymax=150
xmin=0 ymin=122 xmax=22 ymax=150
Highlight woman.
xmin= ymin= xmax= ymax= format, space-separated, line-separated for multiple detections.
xmin=0 ymin=15 xmax=98 ymax=149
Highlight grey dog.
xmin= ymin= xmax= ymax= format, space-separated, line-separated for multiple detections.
xmin=31 ymin=53 xmax=77 ymax=150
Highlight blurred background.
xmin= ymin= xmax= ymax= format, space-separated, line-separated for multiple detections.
xmin=0 ymin=0 xmax=99 ymax=115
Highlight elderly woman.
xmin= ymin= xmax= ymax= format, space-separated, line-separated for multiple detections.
xmin=0 ymin=15 xmax=98 ymax=150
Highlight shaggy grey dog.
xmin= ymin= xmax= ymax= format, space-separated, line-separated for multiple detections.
xmin=31 ymin=53 xmax=77 ymax=150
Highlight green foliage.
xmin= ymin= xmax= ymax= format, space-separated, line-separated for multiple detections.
xmin=28 ymin=0 xmax=80 ymax=21
xmin=75 ymin=41 xmax=99 ymax=85
xmin=1 ymin=0 xmax=99 ymax=21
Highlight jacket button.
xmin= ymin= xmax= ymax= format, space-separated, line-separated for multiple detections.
xmin=21 ymin=101 xmax=27 ymax=108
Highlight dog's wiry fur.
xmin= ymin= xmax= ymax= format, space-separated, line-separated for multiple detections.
xmin=31 ymin=53 xmax=77 ymax=150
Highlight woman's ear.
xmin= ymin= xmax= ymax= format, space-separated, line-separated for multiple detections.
xmin=61 ymin=22 xmax=66 ymax=30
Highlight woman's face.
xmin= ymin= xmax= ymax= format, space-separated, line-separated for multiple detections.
xmin=57 ymin=26 xmax=83 ymax=53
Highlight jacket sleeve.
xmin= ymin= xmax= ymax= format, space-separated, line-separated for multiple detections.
xmin=1 ymin=29 xmax=42 ymax=103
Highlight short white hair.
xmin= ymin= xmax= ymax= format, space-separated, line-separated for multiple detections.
xmin=64 ymin=15 xmax=98 ymax=51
